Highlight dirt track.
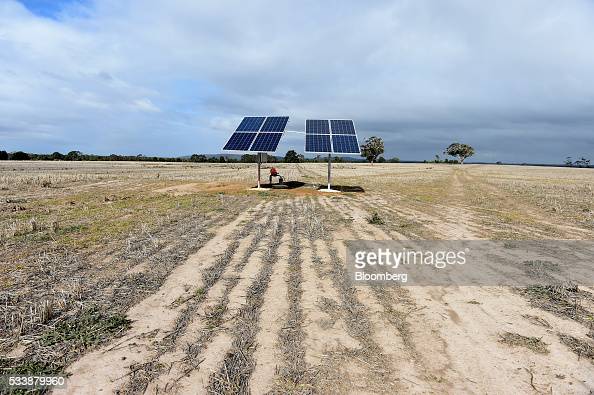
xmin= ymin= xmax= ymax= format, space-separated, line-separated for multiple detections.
xmin=2 ymin=162 xmax=594 ymax=393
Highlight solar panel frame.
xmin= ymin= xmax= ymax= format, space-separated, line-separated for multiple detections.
xmin=306 ymin=120 xmax=330 ymax=134
xmin=250 ymin=132 xmax=284 ymax=152
xmin=260 ymin=116 xmax=289 ymax=133
xmin=223 ymin=132 xmax=258 ymax=151
xmin=236 ymin=116 xmax=266 ymax=132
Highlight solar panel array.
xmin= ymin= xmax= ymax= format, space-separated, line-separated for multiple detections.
xmin=224 ymin=116 xmax=359 ymax=154
xmin=223 ymin=116 xmax=289 ymax=152
xmin=305 ymin=119 xmax=360 ymax=154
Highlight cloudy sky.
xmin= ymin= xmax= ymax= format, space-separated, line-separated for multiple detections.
xmin=1 ymin=0 xmax=593 ymax=163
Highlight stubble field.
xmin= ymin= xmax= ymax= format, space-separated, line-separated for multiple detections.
xmin=1 ymin=161 xmax=594 ymax=394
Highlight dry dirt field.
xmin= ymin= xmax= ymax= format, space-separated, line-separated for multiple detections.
xmin=1 ymin=161 xmax=594 ymax=394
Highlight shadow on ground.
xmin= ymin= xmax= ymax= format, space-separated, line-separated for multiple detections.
xmin=255 ymin=182 xmax=365 ymax=193
xmin=259 ymin=181 xmax=306 ymax=189
xmin=319 ymin=185 xmax=365 ymax=192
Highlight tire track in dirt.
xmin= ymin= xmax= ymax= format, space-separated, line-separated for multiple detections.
xmin=59 ymin=202 xmax=268 ymax=394
xmin=459 ymin=169 xmax=594 ymax=239
xmin=370 ymin=167 xmax=579 ymax=240
xmin=350 ymin=171 xmax=510 ymax=238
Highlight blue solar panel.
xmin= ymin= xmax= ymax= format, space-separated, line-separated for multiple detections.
xmin=250 ymin=133 xmax=283 ymax=152
xmin=236 ymin=117 xmax=266 ymax=132
xmin=306 ymin=120 xmax=330 ymax=134
xmin=332 ymin=135 xmax=360 ymax=154
xmin=224 ymin=132 xmax=257 ymax=151
xmin=305 ymin=134 xmax=332 ymax=153
xmin=261 ymin=116 xmax=289 ymax=132
xmin=330 ymin=120 xmax=356 ymax=135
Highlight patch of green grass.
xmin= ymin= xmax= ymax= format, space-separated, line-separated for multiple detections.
xmin=57 ymin=224 xmax=88 ymax=235
xmin=0 ymin=358 xmax=65 ymax=394
xmin=204 ymin=304 xmax=227 ymax=329
xmin=41 ymin=308 xmax=131 ymax=349
xmin=195 ymin=287 xmax=206 ymax=298
xmin=3 ymin=187 xmax=225 ymax=252
xmin=0 ymin=358 xmax=62 ymax=376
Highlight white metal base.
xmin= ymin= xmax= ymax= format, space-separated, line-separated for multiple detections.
xmin=319 ymin=188 xmax=340 ymax=193
xmin=249 ymin=187 xmax=271 ymax=191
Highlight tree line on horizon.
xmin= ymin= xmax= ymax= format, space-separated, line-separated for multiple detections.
xmin=1 ymin=141 xmax=589 ymax=166
xmin=0 ymin=149 xmax=388 ymax=164
xmin=0 ymin=150 xmax=192 ymax=162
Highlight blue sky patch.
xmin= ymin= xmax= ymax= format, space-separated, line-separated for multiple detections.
xmin=18 ymin=0 xmax=86 ymax=19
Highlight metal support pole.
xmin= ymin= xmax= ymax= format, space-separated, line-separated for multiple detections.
xmin=327 ymin=154 xmax=332 ymax=190
xmin=257 ymin=154 xmax=261 ymax=189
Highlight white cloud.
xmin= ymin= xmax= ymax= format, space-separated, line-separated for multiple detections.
xmin=132 ymin=98 xmax=159 ymax=113
xmin=1 ymin=0 xmax=593 ymax=161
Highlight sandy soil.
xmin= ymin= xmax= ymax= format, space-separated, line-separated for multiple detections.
xmin=3 ymin=162 xmax=594 ymax=394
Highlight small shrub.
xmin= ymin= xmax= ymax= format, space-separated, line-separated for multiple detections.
xmin=499 ymin=331 xmax=549 ymax=354
xmin=368 ymin=212 xmax=385 ymax=225
xmin=559 ymin=334 xmax=594 ymax=361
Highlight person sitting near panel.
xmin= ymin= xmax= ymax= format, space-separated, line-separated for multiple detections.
xmin=269 ymin=167 xmax=284 ymax=184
